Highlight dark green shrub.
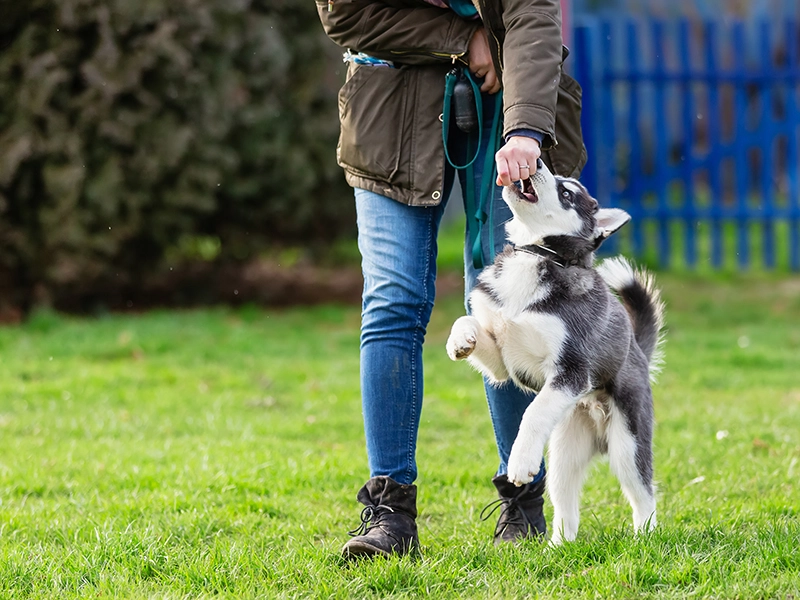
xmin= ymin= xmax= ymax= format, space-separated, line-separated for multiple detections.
xmin=0 ymin=0 xmax=353 ymax=310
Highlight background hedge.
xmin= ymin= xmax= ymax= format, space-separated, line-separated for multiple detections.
xmin=0 ymin=0 xmax=354 ymax=313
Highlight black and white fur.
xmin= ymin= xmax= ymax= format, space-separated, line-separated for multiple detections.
xmin=446 ymin=163 xmax=665 ymax=544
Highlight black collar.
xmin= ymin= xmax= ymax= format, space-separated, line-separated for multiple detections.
xmin=514 ymin=244 xmax=574 ymax=268
xmin=515 ymin=235 xmax=600 ymax=269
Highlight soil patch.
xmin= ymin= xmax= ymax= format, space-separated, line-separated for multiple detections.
xmin=1 ymin=260 xmax=465 ymax=322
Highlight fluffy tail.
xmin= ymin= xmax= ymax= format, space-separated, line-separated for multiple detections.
xmin=597 ymin=257 xmax=665 ymax=380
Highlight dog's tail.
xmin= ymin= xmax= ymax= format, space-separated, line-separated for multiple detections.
xmin=597 ymin=257 xmax=665 ymax=381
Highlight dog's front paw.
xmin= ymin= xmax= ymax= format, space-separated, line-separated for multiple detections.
xmin=446 ymin=317 xmax=478 ymax=361
xmin=506 ymin=443 xmax=542 ymax=487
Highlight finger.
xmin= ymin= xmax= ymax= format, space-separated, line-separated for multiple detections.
xmin=488 ymin=72 xmax=502 ymax=94
xmin=522 ymin=155 xmax=538 ymax=176
xmin=496 ymin=155 xmax=511 ymax=186
xmin=519 ymin=147 xmax=541 ymax=176
xmin=482 ymin=70 xmax=500 ymax=94
xmin=519 ymin=164 xmax=531 ymax=180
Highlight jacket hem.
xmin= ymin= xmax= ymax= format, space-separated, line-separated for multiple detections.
xmin=344 ymin=172 xmax=441 ymax=207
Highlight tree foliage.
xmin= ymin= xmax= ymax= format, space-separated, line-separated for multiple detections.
xmin=0 ymin=0 xmax=352 ymax=309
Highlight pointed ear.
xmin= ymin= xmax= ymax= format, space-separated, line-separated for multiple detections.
xmin=594 ymin=208 xmax=631 ymax=240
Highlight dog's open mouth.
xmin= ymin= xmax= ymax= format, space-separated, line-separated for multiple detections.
xmin=515 ymin=178 xmax=538 ymax=203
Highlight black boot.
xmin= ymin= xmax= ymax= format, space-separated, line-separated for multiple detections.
xmin=481 ymin=474 xmax=547 ymax=544
xmin=342 ymin=476 xmax=419 ymax=558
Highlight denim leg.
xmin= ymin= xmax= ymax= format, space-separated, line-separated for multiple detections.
xmin=458 ymin=96 xmax=545 ymax=482
xmin=356 ymin=188 xmax=446 ymax=485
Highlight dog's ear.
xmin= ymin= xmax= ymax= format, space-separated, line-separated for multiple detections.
xmin=593 ymin=208 xmax=631 ymax=247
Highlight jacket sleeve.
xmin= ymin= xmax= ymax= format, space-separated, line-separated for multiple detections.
xmin=316 ymin=0 xmax=480 ymax=65
xmin=498 ymin=0 xmax=563 ymax=146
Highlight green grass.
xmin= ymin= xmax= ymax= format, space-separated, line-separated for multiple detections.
xmin=1 ymin=253 xmax=799 ymax=597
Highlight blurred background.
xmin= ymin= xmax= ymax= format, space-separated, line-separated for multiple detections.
xmin=572 ymin=0 xmax=800 ymax=272
xmin=0 ymin=0 xmax=798 ymax=321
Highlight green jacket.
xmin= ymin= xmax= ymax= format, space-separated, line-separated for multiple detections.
xmin=316 ymin=0 xmax=587 ymax=207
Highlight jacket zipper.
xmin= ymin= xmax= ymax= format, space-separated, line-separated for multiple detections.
xmin=490 ymin=29 xmax=503 ymax=72
xmin=475 ymin=0 xmax=504 ymax=73
xmin=389 ymin=49 xmax=467 ymax=64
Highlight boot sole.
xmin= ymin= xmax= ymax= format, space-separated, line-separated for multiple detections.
xmin=342 ymin=539 xmax=391 ymax=558
xmin=342 ymin=539 xmax=420 ymax=559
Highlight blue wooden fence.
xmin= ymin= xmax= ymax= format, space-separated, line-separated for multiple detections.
xmin=572 ymin=18 xmax=800 ymax=269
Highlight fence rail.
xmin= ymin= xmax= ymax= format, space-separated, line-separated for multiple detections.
xmin=573 ymin=18 xmax=800 ymax=269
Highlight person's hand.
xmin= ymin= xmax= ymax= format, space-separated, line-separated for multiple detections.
xmin=495 ymin=136 xmax=541 ymax=186
xmin=467 ymin=27 xmax=501 ymax=94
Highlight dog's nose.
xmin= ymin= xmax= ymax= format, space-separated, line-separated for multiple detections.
xmin=536 ymin=158 xmax=544 ymax=170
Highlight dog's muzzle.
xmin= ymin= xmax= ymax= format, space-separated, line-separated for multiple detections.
xmin=516 ymin=178 xmax=538 ymax=203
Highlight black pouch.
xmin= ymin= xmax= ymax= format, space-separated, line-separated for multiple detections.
xmin=542 ymin=66 xmax=588 ymax=178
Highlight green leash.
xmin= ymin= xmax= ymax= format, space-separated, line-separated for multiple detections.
xmin=442 ymin=69 xmax=503 ymax=269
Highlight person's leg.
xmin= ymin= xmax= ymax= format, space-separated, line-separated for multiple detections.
xmin=455 ymin=94 xmax=548 ymax=543
xmin=356 ymin=188 xmax=446 ymax=485
xmin=342 ymin=188 xmax=446 ymax=558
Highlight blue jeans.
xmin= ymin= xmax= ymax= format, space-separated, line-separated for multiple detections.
xmin=356 ymin=94 xmax=544 ymax=486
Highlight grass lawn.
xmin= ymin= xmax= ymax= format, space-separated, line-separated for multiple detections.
xmin=0 ymin=254 xmax=799 ymax=597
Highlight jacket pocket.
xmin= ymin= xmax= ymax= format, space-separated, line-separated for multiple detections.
xmin=337 ymin=63 xmax=409 ymax=183
xmin=544 ymin=72 xmax=588 ymax=178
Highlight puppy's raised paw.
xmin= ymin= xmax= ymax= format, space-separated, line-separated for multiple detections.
xmin=446 ymin=317 xmax=478 ymax=361
xmin=506 ymin=466 xmax=535 ymax=487
xmin=506 ymin=446 xmax=541 ymax=487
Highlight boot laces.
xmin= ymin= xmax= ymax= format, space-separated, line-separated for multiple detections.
xmin=347 ymin=504 xmax=395 ymax=537
xmin=480 ymin=497 xmax=534 ymax=536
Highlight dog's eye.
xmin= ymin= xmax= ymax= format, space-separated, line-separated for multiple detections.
xmin=562 ymin=190 xmax=571 ymax=199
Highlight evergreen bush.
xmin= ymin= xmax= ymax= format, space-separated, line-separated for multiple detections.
xmin=0 ymin=0 xmax=353 ymax=309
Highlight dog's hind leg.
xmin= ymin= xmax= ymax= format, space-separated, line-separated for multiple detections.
xmin=606 ymin=406 xmax=656 ymax=534
xmin=547 ymin=409 xmax=597 ymax=545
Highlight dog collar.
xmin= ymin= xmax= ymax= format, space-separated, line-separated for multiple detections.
xmin=514 ymin=244 xmax=579 ymax=268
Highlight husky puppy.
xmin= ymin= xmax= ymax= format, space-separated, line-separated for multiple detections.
xmin=446 ymin=161 xmax=664 ymax=544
